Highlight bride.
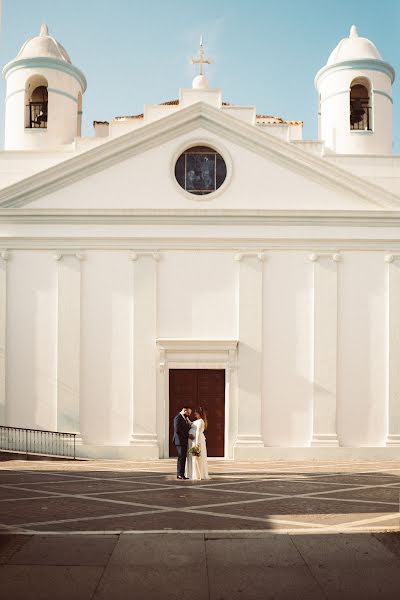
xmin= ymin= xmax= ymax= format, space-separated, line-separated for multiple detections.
xmin=186 ymin=407 xmax=209 ymax=480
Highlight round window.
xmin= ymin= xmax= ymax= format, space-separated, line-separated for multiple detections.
xmin=175 ymin=145 xmax=227 ymax=195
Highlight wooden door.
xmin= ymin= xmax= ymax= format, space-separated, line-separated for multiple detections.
xmin=169 ymin=369 xmax=225 ymax=457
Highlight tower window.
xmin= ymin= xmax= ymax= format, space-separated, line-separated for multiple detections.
xmin=25 ymin=79 xmax=48 ymax=129
xmin=350 ymin=83 xmax=371 ymax=131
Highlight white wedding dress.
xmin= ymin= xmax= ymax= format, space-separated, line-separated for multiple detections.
xmin=186 ymin=418 xmax=209 ymax=480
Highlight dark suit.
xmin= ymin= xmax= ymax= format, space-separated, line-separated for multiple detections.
xmin=173 ymin=413 xmax=190 ymax=477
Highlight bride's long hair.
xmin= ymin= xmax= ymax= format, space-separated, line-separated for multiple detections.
xmin=195 ymin=407 xmax=208 ymax=431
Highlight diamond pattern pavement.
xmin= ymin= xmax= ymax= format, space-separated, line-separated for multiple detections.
xmin=1 ymin=458 xmax=400 ymax=599
xmin=0 ymin=457 xmax=399 ymax=533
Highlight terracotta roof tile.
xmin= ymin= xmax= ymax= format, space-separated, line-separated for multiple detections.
xmin=256 ymin=114 xmax=303 ymax=125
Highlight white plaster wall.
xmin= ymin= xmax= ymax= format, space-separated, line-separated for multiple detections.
xmin=80 ymin=252 xmax=132 ymax=445
xmin=0 ymin=242 xmax=393 ymax=456
xmin=337 ymin=252 xmax=387 ymax=445
xmin=27 ymin=128 xmax=374 ymax=210
xmin=157 ymin=251 xmax=237 ymax=338
xmin=262 ymin=252 xmax=313 ymax=446
xmin=0 ymin=151 xmax=75 ymax=189
xmin=6 ymin=251 xmax=57 ymax=429
xmin=325 ymin=154 xmax=400 ymax=195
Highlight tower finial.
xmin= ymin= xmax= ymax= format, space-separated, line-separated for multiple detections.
xmin=39 ymin=23 xmax=49 ymax=37
xmin=191 ymin=35 xmax=212 ymax=77
xmin=350 ymin=24 xmax=358 ymax=38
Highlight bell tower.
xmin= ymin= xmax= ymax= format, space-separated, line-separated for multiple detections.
xmin=3 ymin=24 xmax=87 ymax=150
xmin=315 ymin=25 xmax=395 ymax=155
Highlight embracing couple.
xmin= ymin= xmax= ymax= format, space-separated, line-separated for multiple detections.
xmin=173 ymin=406 xmax=209 ymax=480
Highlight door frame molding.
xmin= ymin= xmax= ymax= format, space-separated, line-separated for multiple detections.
xmin=156 ymin=339 xmax=238 ymax=459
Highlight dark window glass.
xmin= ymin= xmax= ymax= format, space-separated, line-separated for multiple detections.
xmin=175 ymin=146 xmax=227 ymax=195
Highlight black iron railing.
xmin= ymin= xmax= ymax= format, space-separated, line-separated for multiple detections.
xmin=350 ymin=98 xmax=371 ymax=131
xmin=28 ymin=102 xmax=48 ymax=128
xmin=0 ymin=426 xmax=77 ymax=459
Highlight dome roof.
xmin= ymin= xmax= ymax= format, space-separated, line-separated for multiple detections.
xmin=327 ymin=25 xmax=382 ymax=65
xmin=15 ymin=24 xmax=71 ymax=63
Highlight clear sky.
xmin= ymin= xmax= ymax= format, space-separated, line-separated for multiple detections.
xmin=1 ymin=0 xmax=400 ymax=148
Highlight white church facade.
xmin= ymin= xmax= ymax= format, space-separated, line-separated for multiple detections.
xmin=0 ymin=24 xmax=400 ymax=459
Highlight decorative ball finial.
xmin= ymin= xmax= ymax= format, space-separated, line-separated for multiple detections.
xmin=39 ymin=23 xmax=49 ymax=37
xmin=350 ymin=25 xmax=359 ymax=38
xmin=192 ymin=74 xmax=209 ymax=89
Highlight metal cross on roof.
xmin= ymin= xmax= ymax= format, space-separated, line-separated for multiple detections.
xmin=191 ymin=36 xmax=212 ymax=76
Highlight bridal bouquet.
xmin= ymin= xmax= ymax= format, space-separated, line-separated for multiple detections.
xmin=189 ymin=444 xmax=201 ymax=457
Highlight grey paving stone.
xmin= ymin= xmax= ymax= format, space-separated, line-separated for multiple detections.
xmin=109 ymin=533 xmax=206 ymax=566
xmin=205 ymin=535 xmax=304 ymax=567
xmin=9 ymin=534 xmax=118 ymax=565
xmin=0 ymin=535 xmax=31 ymax=564
xmin=95 ymin=565 xmax=208 ymax=600
xmin=311 ymin=564 xmax=400 ymax=599
xmin=291 ymin=533 xmax=400 ymax=565
xmin=0 ymin=565 xmax=103 ymax=600
xmin=207 ymin=564 xmax=324 ymax=600
xmin=290 ymin=532 xmax=400 ymax=599
xmin=373 ymin=532 xmax=400 ymax=557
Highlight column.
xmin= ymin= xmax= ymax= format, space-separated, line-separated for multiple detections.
xmin=385 ymin=254 xmax=400 ymax=446
xmin=55 ymin=252 xmax=83 ymax=436
xmin=309 ymin=252 xmax=340 ymax=446
xmin=129 ymin=251 xmax=159 ymax=457
xmin=0 ymin=251 xmax=8 ymax=425
xmin=234 ymin=252 xmax=265 ymax=448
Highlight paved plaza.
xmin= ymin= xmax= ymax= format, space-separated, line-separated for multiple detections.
xmin=0 ymin=457 xmax=400 ymax=598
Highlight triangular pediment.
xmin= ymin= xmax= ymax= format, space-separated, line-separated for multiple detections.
xmin=0 ymin=102 xmax=399 ymax=210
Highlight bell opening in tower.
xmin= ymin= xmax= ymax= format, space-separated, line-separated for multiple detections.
xmin=25 ymin=76 xmax=48 ymax=129
xmin=350 ymin=80 xmax=371 ymax=131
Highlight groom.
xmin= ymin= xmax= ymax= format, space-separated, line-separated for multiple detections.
xmin=173 ymin=406 xmax=194 ymax=480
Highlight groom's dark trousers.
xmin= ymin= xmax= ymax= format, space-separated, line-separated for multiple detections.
xmin=173 ymin=413 xmax=190 ymax=477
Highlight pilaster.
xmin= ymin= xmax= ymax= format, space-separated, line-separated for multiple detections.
xmin=129 ymin=251 xmax=159 ymax=456
xmin=385 ymin=254 xmax=400 ymax=446
xmin=309 ymin=252 xmax=340 ymax=446
xmin=234 ymin=251 xmax=265 ymax=448
xmin=0 ymin=251 xmax=9 ymax=425
xmin=54 ymin=251 xmax=83 ymax=437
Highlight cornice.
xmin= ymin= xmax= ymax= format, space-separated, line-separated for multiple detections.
xmin=315 ymin=59 xmax=396 ymax=88
xmin=1 ymin=208 xmax=400 ymax=227
xmin=3 ymin=57 xmax=87 ymax=92
xmin=1 ymin=237 xmax=400 ymax=252
xmin=0 ymin=102 xmax=399 ymax=210
xmin=156 ymin=338 xmax=238 ymax=352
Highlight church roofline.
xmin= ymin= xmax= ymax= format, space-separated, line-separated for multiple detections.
xmin=110 ymin=99 xmax=302 ymax=125
xmin=0 ymin=101 xmax=398 ymax=209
